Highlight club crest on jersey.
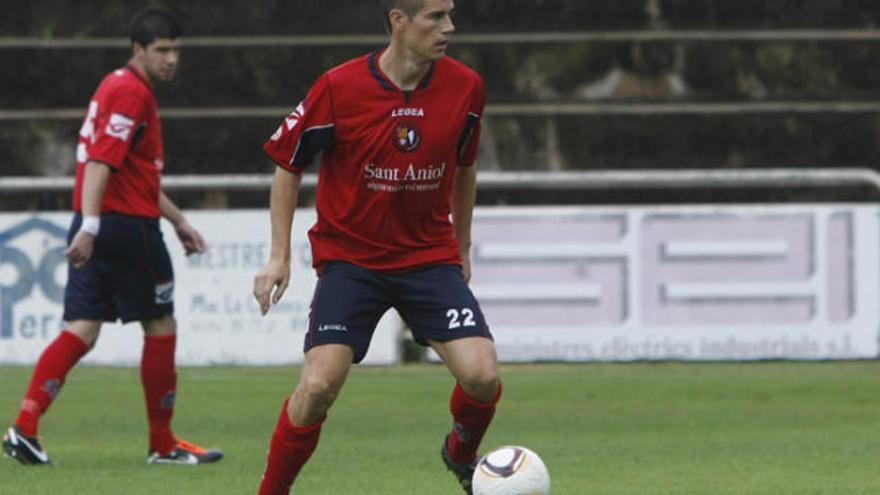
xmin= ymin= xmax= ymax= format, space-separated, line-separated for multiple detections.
xmin=392 ymin=121 xmax=421 ymax=153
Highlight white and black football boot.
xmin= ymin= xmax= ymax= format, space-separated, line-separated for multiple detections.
xmin=2 ymin=426 xmax=54 ymax=466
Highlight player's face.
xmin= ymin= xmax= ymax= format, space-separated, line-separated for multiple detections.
xmin=138 ymin=38 xmax=181 ymax=84
xmin=402 ymin=0 xmax=455 ymax=61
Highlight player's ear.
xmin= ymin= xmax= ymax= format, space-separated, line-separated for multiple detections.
xmin=388 ymin=8 xmax=408 ymax=33
xmin=131 ymin=41 xmax=148 ymax=57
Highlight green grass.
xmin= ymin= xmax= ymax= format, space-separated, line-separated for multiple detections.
xmin=2 ymin=362 xmax=880 ymax=494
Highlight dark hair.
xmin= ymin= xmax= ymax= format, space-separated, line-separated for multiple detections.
xmin=379 ymin=0 xmax=424 ymax=33
xmin=129 ymin=7 xmax=182 ymax=47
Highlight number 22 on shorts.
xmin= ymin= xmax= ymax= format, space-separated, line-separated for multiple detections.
xmin=446 ymin=308 xmax=476 ymax=329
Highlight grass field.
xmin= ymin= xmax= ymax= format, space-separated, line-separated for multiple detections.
xmin=2 ymin=362 xmax=880 ymax=494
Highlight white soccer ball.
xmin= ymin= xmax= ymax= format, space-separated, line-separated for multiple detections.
xmin=472 ymin=446 xmax=551 ymax=495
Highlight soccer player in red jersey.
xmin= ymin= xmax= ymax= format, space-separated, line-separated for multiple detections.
xmin=2 ymin=8 xmax=222 ymax=466
xmin=253 ymin=1 xmax=500 ymax=493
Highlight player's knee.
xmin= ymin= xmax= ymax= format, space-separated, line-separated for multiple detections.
xmin=77 ymin=332 xmax=100 ymax=350
xmin=142 ymin=314 xmax=176 ymax=336
xmin=298 ymin=375 xmax=342 ymax=409
xmin=459 ymin=366 xmax=501 ymax=402
xmin=76 ymin=334 xmax=99 ymax=351
xmin=67 ymin=322 xmax=101 ymax=349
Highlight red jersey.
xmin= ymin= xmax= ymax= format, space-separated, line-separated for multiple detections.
xmin=73 ymin=64 xmax=164 ymax=218
xmin=264 ymin=52 xmax=485 ymax=272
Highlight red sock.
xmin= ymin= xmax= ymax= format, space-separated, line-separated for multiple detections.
xmin=15 ymin=330 xmax=89 ymax=437
xmin=258 ymin=398 xmax=326 ymax=495
xmin=141 ymin=334 xmax=177 ymax=454
xmin=447 ymin=382 xmax=502 ymax=465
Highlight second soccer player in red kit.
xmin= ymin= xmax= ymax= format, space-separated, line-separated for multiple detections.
xmin=253 ymin=0 xmax=501 ymax=493
xmin=3 ymin=7 xmax=222 ymax=467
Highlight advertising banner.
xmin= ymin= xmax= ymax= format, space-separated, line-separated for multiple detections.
xmin=2 ymin=205 xmax=877 ymax=364
xmin=469 ymin=205 xmax=880 ymax=361
xmin=0 ymin=210 xmax=401 ymax=366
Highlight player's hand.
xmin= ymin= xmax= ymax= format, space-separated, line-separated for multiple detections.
xmin=460 ymin=252 xmax=472 ymax=284
xmin=64 ymin=231 xmax=96 ymax=269
xmin=253 ymin=258 xmax=291 ymax=316
xmin=175 ymin=220 xmax=207 ymax=255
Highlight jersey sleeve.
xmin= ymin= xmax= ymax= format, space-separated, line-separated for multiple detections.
xmin=456 ymin=76 xmax=485 ymax=168
xmin=87 ymin=91 xmax=147 ymax=170
xmin=264 ymin=74 xmax=336 ymax=172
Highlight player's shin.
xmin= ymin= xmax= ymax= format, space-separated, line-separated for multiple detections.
xmin=15 ymin=330 xmax=90 ymax=436
xmin=141 ymin=334 xmax=177 ymax=454
xmin=258 ymin=397 xmax=326 ymax=495
xmin=446 ymin=382 xmax=503 ymax=464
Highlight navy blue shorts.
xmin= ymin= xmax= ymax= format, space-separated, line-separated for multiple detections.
xmin=63 ymin=213 xmax=174 ymax=324
xmin=306 ymin=261 xmax=492 ymax=363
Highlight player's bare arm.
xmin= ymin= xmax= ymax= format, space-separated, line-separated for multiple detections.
xmin=159 ymin=191 xmax=206 ymax=255
xmin=64 ymin=161 xmax=111 ymax=268
xmin=451 ymin=164 xmax=477 ymax=283
xmin=253 ymin=167 xmax=302 ymax=315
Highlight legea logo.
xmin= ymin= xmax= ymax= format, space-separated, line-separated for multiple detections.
xmin=0 ymin=218 xmax=67 ymax=340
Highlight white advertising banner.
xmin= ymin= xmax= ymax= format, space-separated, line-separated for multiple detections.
xmin=467 ymin=205 xmax=880 ymax=362
xmin=1 ymin=205 xmax=878 ymax=365
xmin=0 ymin=210 xmax=401 ymax=366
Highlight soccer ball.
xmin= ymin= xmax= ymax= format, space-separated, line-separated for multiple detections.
xmin=472 ymin=446 xmax=551 ymax=495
